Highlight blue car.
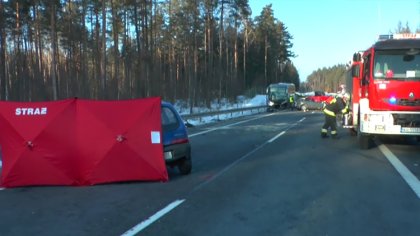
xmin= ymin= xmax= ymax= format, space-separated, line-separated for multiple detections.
xmin=161 ymin=102 xmax=192 ymax=175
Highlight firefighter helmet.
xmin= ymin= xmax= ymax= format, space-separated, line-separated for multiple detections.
xmin=338 ymin=84 xmax=346 ymax=94
xmin=343 ymin=92 xmax=350 ymax=101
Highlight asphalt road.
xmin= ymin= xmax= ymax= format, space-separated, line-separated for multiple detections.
xmin=0 ymin=110 xmax=419 ymax=236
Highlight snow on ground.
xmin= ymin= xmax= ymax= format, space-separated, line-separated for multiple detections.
xmin=177 ymin=94 xmax=267 ymax=127
xmin=244 ymin=95 xmax=267 ymax=107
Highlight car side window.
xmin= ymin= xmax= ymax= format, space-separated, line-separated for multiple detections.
xmin=161 ymin=106 xmax=180 ymax=131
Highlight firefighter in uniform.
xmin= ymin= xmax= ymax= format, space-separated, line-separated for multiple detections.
xmin=321 ymin=93 xmax=350 ymax=139
xmin=289 ymin=94 xmax=295 ymax=110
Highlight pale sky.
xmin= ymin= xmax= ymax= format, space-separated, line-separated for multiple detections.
xmin=249 ymin=0 xmax=420 ymax=81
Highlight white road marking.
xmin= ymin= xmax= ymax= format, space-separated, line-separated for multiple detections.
xmin=191 ymin=117 xmax=305 ymax=193
xmin=122 ymin=115 xmax=306 ymax=234
xmin=268 ymin=118 xmax=305 ymax=143
xmin=268 ymin=131 xmax=285 ymax=143
xmin=189 ymin=113 xmax=276 ymax=137
xmin=121 ymin=199 xmax=185 ymax=236
xmin=378 ymin=144 xmax=420 ymax=199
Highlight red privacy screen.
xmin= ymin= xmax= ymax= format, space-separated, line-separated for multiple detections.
xmin=0 ymin=97 xmax=168 ymax=187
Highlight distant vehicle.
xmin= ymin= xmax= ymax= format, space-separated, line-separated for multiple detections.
xmin=161 ymin=102 xmax=192 ymax=175
xmin=266 ymin=83 xmax=296 ymax=111
xmin=307 ymin=91 xmax=331 ymax=103
xmin=297 ymin=97 xmax=324 ymax=112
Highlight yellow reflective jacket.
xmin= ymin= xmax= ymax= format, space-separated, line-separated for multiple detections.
xmin=323 ymin=97 xmax=348 ymax=117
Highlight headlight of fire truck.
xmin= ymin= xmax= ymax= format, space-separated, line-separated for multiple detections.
xmin=268 ymin=101 xmax=274 ymax=106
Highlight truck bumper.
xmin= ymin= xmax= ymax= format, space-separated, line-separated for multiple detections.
xmin=359 ymin=111 xmax=420 ymax=135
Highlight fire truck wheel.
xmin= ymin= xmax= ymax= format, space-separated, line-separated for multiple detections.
xmin=358 ymin=132 xmax=372 ymax=150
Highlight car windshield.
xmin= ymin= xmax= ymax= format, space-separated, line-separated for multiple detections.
xmin=268 ymin=87 xmax=287 ymax=99
xmin=373 ymin=49 xmax=420 ymax=80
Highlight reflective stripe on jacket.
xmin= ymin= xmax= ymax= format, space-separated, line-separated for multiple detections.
xmin=323 ymin=96 xmax=347 ymax=116
xmin=323 ymin=108 xmax=335 ymax=117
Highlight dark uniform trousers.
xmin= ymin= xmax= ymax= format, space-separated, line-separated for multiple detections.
xmin=321 ymin=111 xmax=337 ymax=137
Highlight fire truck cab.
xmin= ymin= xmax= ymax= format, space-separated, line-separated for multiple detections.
xmin=345 ymin=33 xmax=420 ymax=149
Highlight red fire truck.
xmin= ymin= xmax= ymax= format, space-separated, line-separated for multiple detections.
xmin=344 ymin=33 xmax=420 ymax=149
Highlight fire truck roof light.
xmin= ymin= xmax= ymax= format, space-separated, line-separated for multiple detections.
xmin=378 ymin=35 xmax=393 ymax=41
xmin=378 ymin=33 xmax=420 ymax=41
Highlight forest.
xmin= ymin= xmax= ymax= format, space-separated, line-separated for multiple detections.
xmin=0 ymin=0 xmax=299 ymax=108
